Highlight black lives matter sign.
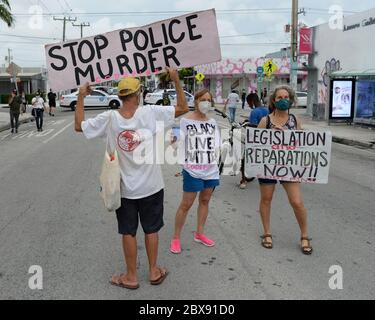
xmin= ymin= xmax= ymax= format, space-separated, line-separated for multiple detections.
xmin=245 ymin=129 xmax=332 ymax=184
xmin=45 ymin=9 xmax=221 ymax=92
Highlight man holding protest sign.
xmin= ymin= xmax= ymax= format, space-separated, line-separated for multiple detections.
xmin=253 ymin=85 xmax=314 ymax=255
xmin=75 ymin=67 xmax=189 ymax=289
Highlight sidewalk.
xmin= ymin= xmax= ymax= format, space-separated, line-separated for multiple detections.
xmin=233 ymin=106 xmax=375 ymax=149
xmin=0 ymin=106 xmax=34 ymax=132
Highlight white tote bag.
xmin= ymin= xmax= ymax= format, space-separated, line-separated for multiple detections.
xmin=99 ymin=112 xmax=121 ymax=212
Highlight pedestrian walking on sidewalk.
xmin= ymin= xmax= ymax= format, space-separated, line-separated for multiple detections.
xmin=21 ymin=91 xmax=27 ymax=114
xmin=48 ymin=89 xmax=57 ymax=116
xmin=223 ymin=90 xmax=240 ymax=122
xmin=75 ymin=68 xmax=189 ymax=289
xmin=261 ymin=88 xmax=268 ymax=105
xmin=170 ymin=88 xmax=221 ymax=254
xmin=8 ymin=89 xmax=22 ymax=134
xmin=31 ymin=93 xmax=46 ymax=132
xmin=239 ymin=93 xmax=269 ymax=189
xmin=241 ymin=89 xmax=247 ymax=109
xmin=256 ymin=85 xmax=313 ymax=255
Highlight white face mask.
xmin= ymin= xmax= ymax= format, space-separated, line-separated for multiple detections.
xmin=198 ymin=101 xmax=212 ymax=114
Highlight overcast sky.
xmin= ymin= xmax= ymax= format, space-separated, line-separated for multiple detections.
xmin=1 ymin=0 xmax=374 ymax=68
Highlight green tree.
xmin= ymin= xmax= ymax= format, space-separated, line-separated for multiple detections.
xmin=158 ymin=68 xmax=194 ymax=88
xmin=158 ymin=72 xmax=171 ymax=89
xmin=0 ymin=0 xmax=14 ymax=27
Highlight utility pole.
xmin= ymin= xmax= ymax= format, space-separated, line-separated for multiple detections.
xmin=290 ymin=0 xmax=299 ymax=91
xmin=72 ymin=22 xmax=90 ymax=38
xmin=6 ymin=48 xmax=19 ymax=94
xmin=53 ymin=16 xmax=77 ymax=41
xmin=7 ymin=48 xmax=12 ymax=66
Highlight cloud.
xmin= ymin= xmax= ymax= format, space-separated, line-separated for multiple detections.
xmin=1 ymin=0 xmax=375 ymax=67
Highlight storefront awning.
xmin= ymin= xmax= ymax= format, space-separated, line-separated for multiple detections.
xmin=331 ymin=70 xmax=375 ymax=77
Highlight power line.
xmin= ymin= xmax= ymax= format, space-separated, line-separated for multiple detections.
xmin=221 ymin=43 xmax=290 ymax=46
xmin=11 ymin=8 xmax=294 ymax=17
xmin=63 ymin=0 xmax=73 ymax=12
xmin=56 ymin=0 xmax=67 ymax=13
xmin=72 ymin=22 xmax=90 ymax=38
xmin=305 ymin=7 xmax=358 ymax=14
xmin=53 ymin=16 xmax=77 ymax=41
xmin=220 ymin=31 xmax=285 ymax=38
xmin=0 ymin=33 xmax=61 ymax=40
xmin=0 ymin=31 xmax=284 ymax=41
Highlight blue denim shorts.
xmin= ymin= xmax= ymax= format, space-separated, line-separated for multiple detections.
xmin=182 ymin=170 xmax=220 ymax=193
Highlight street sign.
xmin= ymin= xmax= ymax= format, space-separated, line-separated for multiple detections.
xmin=256 ymin=66 xmax=264 ymax=76
xmin=257 ymin=76 xmax=264 ymax=83
xmin=263 ymin=59 xmax=277 ymax=76
xmin=6 ymin=62 xmax=21 ymax=77
xmin=195 ymin=72 xmax=205 ymax=82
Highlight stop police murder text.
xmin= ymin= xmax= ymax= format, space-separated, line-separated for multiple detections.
xmin=47 ymin=14 xmax=202 ymax=86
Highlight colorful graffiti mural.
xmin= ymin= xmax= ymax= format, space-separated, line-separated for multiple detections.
xmin=196 ymin=57 xmax=308 ymax=76
xmin=318 ymin=58 xmax=342 ymax=104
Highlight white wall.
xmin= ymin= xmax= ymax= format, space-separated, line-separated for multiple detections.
xmin=313 ymin=8 xmax=375 ymax=106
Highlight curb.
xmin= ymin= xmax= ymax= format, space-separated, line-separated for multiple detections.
xmin=0 ymin=116 xmax=33 ymax=133
xmin=332 ymin=136 xmax=374 ymax=149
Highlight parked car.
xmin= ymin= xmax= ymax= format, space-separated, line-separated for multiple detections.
xmin=60 ymin=89 xmax=121 ymax=111
xmin=92 ymin=86 xmax=115 ymax=94
xmin=144 ymin=89 xmax=195 ymax=110
xmin=296 ymin=91 xmax=307 ymax=108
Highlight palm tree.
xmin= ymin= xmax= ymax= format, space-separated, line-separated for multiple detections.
xmin=0 ymin=0 xmax=14 ymax=27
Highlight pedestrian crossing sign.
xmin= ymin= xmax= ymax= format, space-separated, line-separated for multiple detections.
xmin=263 ymin=60 xmax=277 ymax=76
xmin=195 ymin=72 xmax=205 ymax=82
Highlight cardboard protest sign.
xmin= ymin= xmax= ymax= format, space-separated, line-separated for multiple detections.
xmin=182 ymin=121 xmax=219 ymax=170
xmin=245 ymin=129 xmax=332 ymax=184
xmin=45 ymin=9 xmax=221 ymax=91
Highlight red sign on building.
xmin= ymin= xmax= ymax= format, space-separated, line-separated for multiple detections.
xmin=299 ymin=28 xmax=313 ymax=54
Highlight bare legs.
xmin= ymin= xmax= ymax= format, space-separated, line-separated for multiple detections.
xmin=258 ymin=183 xmax=310 ymax=251
xmin=173 ymin=188 xmax=214 ymax=239
xmin=173 ymin=192 xmax=197 ymax=239
xmin=197 ymin=188 xmax=214 ymax=234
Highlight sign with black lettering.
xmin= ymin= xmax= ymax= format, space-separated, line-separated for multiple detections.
xmin=245 ymin=129 xmax=332 ymax=184
xmin=45 ymin=9 xmax=221 ymax=91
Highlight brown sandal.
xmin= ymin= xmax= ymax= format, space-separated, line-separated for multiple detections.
xmin=110 ymin=274 xmax=139 ymax=290
xmin=260 ymin=234 xmax=273 ymax=249
xmin=301 ymin=237 xmax=313 ymax=255
xmin=150 ymin=268 xmax=169 ymax=286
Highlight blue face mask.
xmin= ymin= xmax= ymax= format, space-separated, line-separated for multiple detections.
xmin=275 ymin=99 xmax=291 ymax=111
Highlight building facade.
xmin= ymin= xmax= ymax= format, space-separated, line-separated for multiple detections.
xmin=195 ymin=57 xmax=308 ymax=103
xmin=0 ymin=67 xmax=47 ymax=95
xmin=311 ymin=8 xmax=375 ymax=125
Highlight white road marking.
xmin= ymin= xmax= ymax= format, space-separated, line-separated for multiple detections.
xmin=43 ymin=122 xmax=73 ymax=144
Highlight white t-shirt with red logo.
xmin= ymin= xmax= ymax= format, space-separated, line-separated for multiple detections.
xmin=81 ymin=105 xmax=175 ymax=199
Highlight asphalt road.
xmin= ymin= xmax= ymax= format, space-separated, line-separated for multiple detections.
xmin=0 ymin=108 xmax=374 ymax=300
